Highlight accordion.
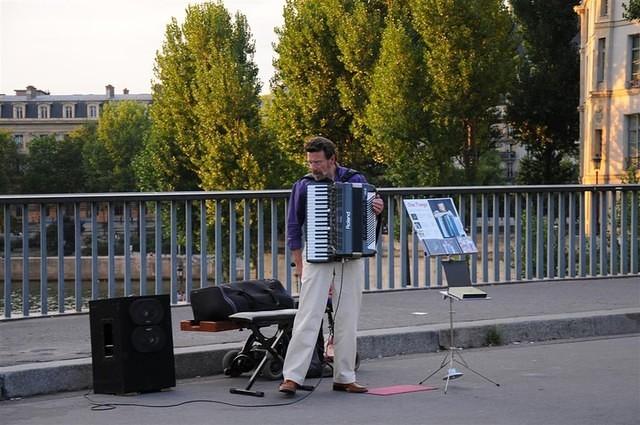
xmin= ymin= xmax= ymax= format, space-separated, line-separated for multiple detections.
xmin=305 ymin=181 xmax=378 ymax=263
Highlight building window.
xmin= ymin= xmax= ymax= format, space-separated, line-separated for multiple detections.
xmin=88 ymin=104 xmax=98 ymax=118
xmin=63 ymin=104 xmax=74 ymax=118
xmin=38 ymin=104 xmax=50 ymax=119
xmin=628 ymin=114 xmax=640 ymax=169
xmin=596 ymin=38 xmax=606 ymax=83
xmin=600 ymin=0 xmax=608 ymax=16
xmin=13 ymin=105 xmax=24 ymax=119
xmin=14 ymin=134 xmax=24 ymax=149
xmin=631 ymin=35 xmax=640 ymax=87
xmin=593 ymin=129 xmax=603 ymax=159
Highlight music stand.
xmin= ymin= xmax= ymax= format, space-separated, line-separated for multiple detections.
xmin=418 ymin=259 xmax=500 ymax=393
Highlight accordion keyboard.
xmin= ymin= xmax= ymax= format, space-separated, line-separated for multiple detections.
xmin=306 ymin=181 xmax=377 ymax=263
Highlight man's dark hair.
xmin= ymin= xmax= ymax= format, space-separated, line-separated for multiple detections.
xmin=304 ymin=136 xmax=337 ymax=160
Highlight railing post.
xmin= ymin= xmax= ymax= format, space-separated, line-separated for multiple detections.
xmin=492 ymin=194 xmax=500 ymax=282
xmin=229 ymin=200 xmax=237 ymax=283
xmin=199 ymin=200 xmax=208 ymax=288
xmin=546 ymin=193 xmax=555 ymax=280
xmin=74 ymin=202 xmax=82 ymax=312
xmin=387 ymin=196 xmax=395 ymax=289
xmin=609 ymin=190 xmax=618 ymax=275
xmin=270 ymin=199 xmax=278 ymax=282
xmin=139 ymin=201 xmax=147 ymax=295
xmin=91 ymin=202 xmax=98 ymax=299
xmin=631 ymin=191 xmax=639 ymax=274
xmin=481 ymin=194 xmax=489 ymax=283
xmin=185 ymin=200 xmax=193 ymax=299
xmin=3 ymin=204 xmax=11 ymax=318
xmin=257 ymin=199 xmax=264 ymax=279
xmin=22 ymin=203 xmax=30 ymax=316
xmin=504 ymin=193 xmax=511 ymax=282
xmin=620 ymin=191 xmax=629 ymax=274
xmin=123 ymin=201 xmax=132 ymax=297
xmin=215 ymin=200 xmax=223 ymax=285
xmin=243 ymin=200 xmax=251 ymax=280
xmin=558 ymin=193 xmax=566 ymax=279
xmin=514 ymin=193 xmax=522 ymax=280
xmin=170 ymin=200 xmax=178 ymax=304
xmin=154 ymin=201 xmax=162 ymax=294
xmin=39 ymin=203 xmax=47 ymax=315
xmin=400 ymin=197 xmax=408 ymax=287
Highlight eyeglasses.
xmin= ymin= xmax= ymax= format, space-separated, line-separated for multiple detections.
xmin=307 ymin=159 xmax=327 ymax=166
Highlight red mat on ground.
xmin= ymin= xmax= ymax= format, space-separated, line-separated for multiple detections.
xmin=367 ymin=384 xmax=438 ymax=396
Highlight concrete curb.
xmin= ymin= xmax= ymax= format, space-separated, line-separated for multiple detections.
xmin=1 ymin=308 xmax=638 ymax=400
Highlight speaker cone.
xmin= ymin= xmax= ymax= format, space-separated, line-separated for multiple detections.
xmin=131 ymin=325 xmax=167 ymax=353
xmin=129 ymin=298 xmax=165 ymax=325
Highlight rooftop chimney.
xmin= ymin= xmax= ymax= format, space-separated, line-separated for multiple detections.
xmin=26 ymin=85 xmax=37 ymax=99
xmin=106 ymin=84 xmax=115 ymax=98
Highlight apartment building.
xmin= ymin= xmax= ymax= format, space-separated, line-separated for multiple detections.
xmin=575 ymin=0 xmax=640 ymax=184
xmin=0 ymin=84 xmax=152 ymax=152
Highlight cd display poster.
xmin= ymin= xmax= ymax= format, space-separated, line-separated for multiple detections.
xmin=403 ymin=198 xmax=478 ymax=256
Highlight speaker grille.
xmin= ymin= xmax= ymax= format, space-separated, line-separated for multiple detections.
xmin=129 ymin=298 xmax=165 ymax=325
xmin=131 ymin=325 xmax=167 ymax=353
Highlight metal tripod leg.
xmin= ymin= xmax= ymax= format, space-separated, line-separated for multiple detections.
xmin=453 ymin=351 xmax=500 ymax=387
xmin=419 ymin=350 xmax=451 ymax=384
xmin=419 ymin=292 xmax=500 ymax=393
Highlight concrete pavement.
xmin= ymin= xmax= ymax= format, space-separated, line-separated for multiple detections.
xmin=2 ymin=335 xmax=639 ymax=425
xmin=0 ymin=276 xmax=639 ymax=399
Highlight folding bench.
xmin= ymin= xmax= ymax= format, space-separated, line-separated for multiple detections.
xmin=181 ymin=308 xmax=297 ymax=397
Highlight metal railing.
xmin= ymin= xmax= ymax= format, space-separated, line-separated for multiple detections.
xmin=1 ymin=184 xmax=638 ymax=319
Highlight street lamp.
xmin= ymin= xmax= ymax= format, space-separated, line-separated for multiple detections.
xmin=592 ymin=154 xmax=602 ymax=185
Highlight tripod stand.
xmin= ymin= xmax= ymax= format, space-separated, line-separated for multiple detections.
xmin=419 ymin=290 xmax=500 ymax=393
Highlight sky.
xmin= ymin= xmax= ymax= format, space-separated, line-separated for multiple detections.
xmin=0 ymin=0 xmax=286 ymax=96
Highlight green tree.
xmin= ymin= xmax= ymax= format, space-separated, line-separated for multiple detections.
xmin=147 ymin=1 xmax=268 ymax=191
xmin=624 ymin=0 xmax=640 ymax=20
xmin=329 ymin=0 xmax=388 ymax=179
xmin=267 ymin=0 xmax=394 ymax=183
xmin=267 ymin=0 xmax=353 ymax=171
xmin=96 ymin=100 xmax=150 ymax=191
xmin=364 ymin=16 xmax=436 ymax=186
xmin=0 ymin=131 xmax=23 ymax=193
xmin=22 ymin=135 xmax=85 ymax=193
xmin=71 ymin=122 xmax=112 ymax=192
xmin=509 ymin=0 xmax=580 ymax=184
xmin=411 ymin=0 xmax=517 ymax=184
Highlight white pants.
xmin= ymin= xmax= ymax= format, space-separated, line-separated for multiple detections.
xmin=282 ymin=258 xmax=364 ymax=385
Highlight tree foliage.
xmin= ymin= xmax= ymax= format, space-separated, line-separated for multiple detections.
xmin=411 ymin=0 xmax=517 ymax=184
xmin=0 ymin=131 xmax=23 ymax=194
xmin=508 ymin=0 xmax=580 ymax=184
xmin=78 ymin=121 xmax=114 ymax=192
xmin=268 ymin=0 xmax=516 ymax=186
xmin=22 ymin=135 xmax=85 ymax=193
xmin=364 ymin=15 xmax=436 ymax=186
xmin=96 ymin=100 xmax=150 ymax=191
xmin=146 ymin=1 xmax=270 ymax=191
xmin=624 ymin=0 xmax=640 ymax=20
xmin=267 ymin=0 xmax=352 ymax=176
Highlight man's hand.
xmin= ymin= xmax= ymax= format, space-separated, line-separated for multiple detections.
xmin=291 ymin=249 xmax=303 ymax=279
xmin=372 ymin=195 xmax=384 ymax=215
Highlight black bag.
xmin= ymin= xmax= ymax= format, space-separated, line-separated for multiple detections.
xmin=190 ymin=279 xmax=294 ymax=322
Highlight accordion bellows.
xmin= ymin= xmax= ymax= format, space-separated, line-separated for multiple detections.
xmin=305 ymin=182 xmax=377 ymax=263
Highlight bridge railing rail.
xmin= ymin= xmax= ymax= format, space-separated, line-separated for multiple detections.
xmin=1 ymin=184 xmax=638 ymax=319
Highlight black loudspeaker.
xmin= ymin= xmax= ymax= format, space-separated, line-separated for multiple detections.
xmin=89 ymin=294 xmax=176 ymax=394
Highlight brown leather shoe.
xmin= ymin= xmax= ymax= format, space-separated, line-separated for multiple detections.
xmin=332 ymin=382 xmax=368 ymax=393
xmin=279 ymin=379 xmax=299 ymax=395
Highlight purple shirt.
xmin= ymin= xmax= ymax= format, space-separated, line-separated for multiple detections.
xmin=286 ymin=165 xmax=368 ymax=250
